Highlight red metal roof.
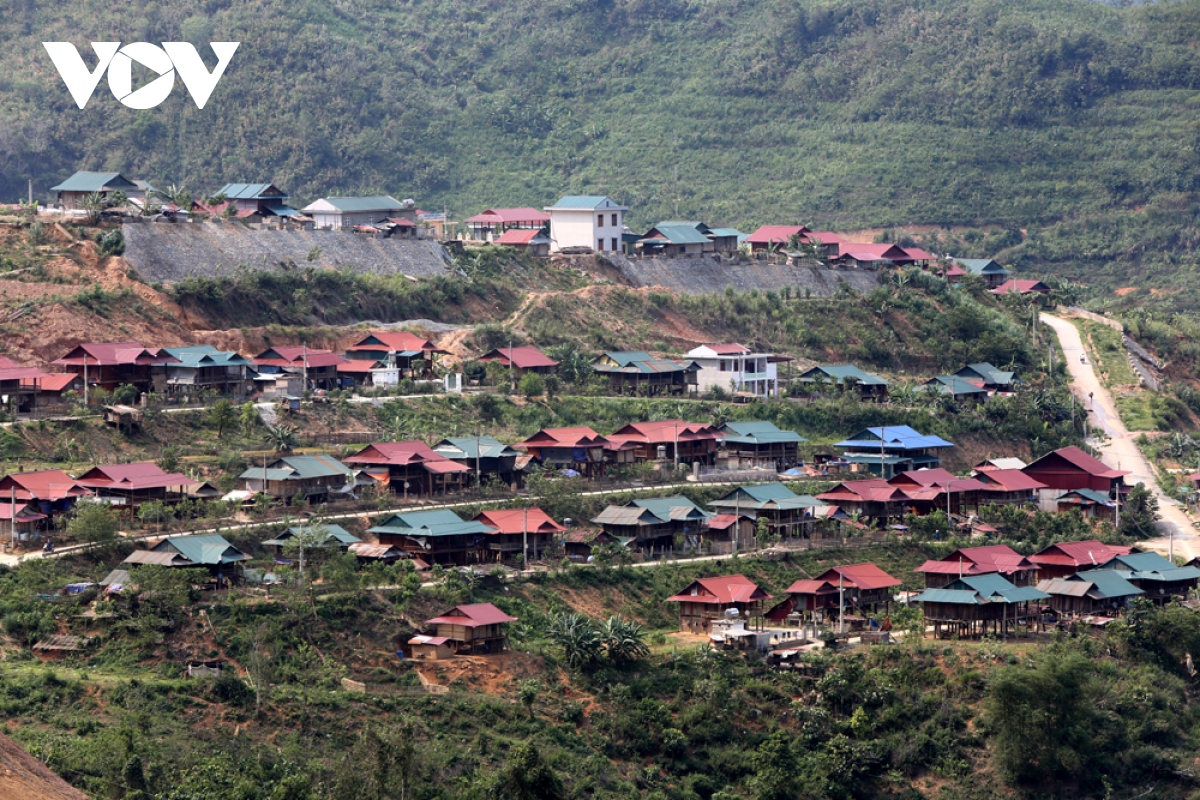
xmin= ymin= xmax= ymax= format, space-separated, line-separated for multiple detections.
xmin=0 ymin=356 xmax=18 ymax=369
xmin=426 ymin=602 xmax=517 ymax=627
xmin=836 ymin=242 xmax=914 ymax=261
xmin=345 ymin=441 xmax=460 ymax=470
xmin=473 ymin=507 xmax=565 ymax=535
xmin=990 ymin=279 xmax=1050 ymax=295
xmin=975 ymin=469 xmax=1047 ymax=492
xmin=605 ymin=419 xmax=723 ymax=447
xmin=253 ymin=347 xmax=348 ymax=368
xmin=903 ymin=247 xmax=935 ymax=260
xmin=706 ymin=513 xmax=743 ymax=530
xmin=817 ymin=480 xmax=909 ymax=504
xmin=0 ymin=469 xmax=88 ymax=501
xmin=745 ymin=225 xmax=809 ymax=245
xmin=1028 ymin=540 xmax=1133 ymax=568
xmin=337 ymin=359 xmax=382 ymax=373
xmin=817 ymin=562 xmax=903 ymax=591
xmin=1024 ymin=446 xmax=1128 ymax=479
xmin=75 ymin=462 xmax=192 ymax=491
xmin=19 ymin=373 xmax=80 ymax=392
xmin=479 ymin=346 xmax=560 ymax=370
xmin=0 ymin=503 xmax=46 ymax=522
xmin=464 ymin=207 xmax=550 ymax=225
xmin=517 ymin=427 xmax=607 ymax=449
xmin=54 ymin=342 xmax=177 ymax=367
xmin=916 ymin=544 xmax=1033 ymax=575
xmin=784 ymin=579 xmax=836 ymax=595
xmin=495 ymin=229 xmax=546 ymax=245
xmin=666 ymin=574 xmax=772 ymax=605
xmin=349 ymin=330 xmax=441 ymax=354
xmin=706 ymin=343 xmax=751 ymax=355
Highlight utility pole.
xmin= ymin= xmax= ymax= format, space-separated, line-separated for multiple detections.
xmin=673 ymin=421 xmax=680 ymax=472
xmin=508 ymin=341 xmax=515 ymax=394
xmin=880 ymin=424 xmax=886 ymax=480
xmin=522 ymin=505 xmax=529 ymax=571
xmin=475 ymin=428 xmax=482 ymax=494
xmin=302 ymin=343 xmax=308 ymax=392
xmin=83 ymin=353 xmax=89 ymax=407
xmin=838 ymin=571 xmax=845 ymax=635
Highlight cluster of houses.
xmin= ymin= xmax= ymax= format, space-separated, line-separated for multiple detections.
xmin=0 ymin=327 xmax=1026 ymax=410
xmin=39 ymin=173 xmax=1041 ymax=293
xmin=664 ymin=538 xmax=1200 ymax=653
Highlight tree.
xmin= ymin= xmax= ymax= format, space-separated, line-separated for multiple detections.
xmin=156 ymin=445 xmax=182 ymax=473
xmin=748 ymin=731 xmax=801 ymax=800
xmin=208 ymin=398 xmax=237 ymax=439
xmin=547 ymin=611 xmax=602 ymax=669
xmin=519 ymin=371 xmax=545 ymax=399
xmin=239 ymin=401 xmax=261 ymax=436
xmin=518 ymin=679 xmax=541 ymax=719
xmin=598 ymin=615 xmax=649 ymax=665
xmin=1119 ymin=483 xmax=1159 ymax=539
xmin=491 ymin=741 xmax=564 ymax=800
xmin=81 ymin=192 xmax=107 ymax=224
xmin=66 ymin=502 xmax=119 ymax=549
xmin=137 ymin=499 xmax=173 ymax=532
xmin=322 ymin=552 xmax=361 ymax=593
xmin=985 ymin=650 xmax=1104 ymax=786
xmin=264 ymin=423 xmax=299 ymax=453
xmin=112 ymin=383 xmax=138 ymax=405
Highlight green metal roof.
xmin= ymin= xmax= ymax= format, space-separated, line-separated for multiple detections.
xmin=956 ymin=363 xmax=1015 ymax=385
xmin=218 ymin=183 xmax=287 ymax=200
xmin=913 ymin=589 xmax=983 ymax=605
xmin=368 ymin=509 xmax=494 ymax=538
xmin=707 ymin=228 xmax=742 ymax=237
xmin=162 ymin=345 xmax=251 ymax=369
xmin=239 ymin=468 xmax=294 ymax=482
xmin=711 ymin=482 xmax=824 ymax=511
xmin=632 ymin=496 xmax=712 ymax=521
xmin=798 ymin=364 xmax=890 ymax=386
xmin=641 ymin=223 xmax=711 ymax=245
xmin=50 ymin=171 xmax=139 ymax=193
xmin=719 ymin=421 xmax=806 ymax=444
xmin=434 ymin=436 xmax=519 ymax=461
xmin=950 ymin=258 xmax=1008 ymax=275
xmin=321 ymin=196 xmax=406 ymax=212
xmin=1061 ymin=489 xmax=1113 ymax=505
xmin=548 ymin=196 xmax=621 ymax=209
xmin=952 ymin=574 xmax=1048 ymax=603
xmin=153 ymin=534 xmax=248 ymax=566
xmin=1071 ymin=569 xmax=1144 ymax=599
xmin=240 ymin=455 xmax=351 ymax=482
xmin=927 ymin=375 xmax=988 ymax=395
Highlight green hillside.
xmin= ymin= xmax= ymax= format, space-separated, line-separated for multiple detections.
xmin=3 ymin=0 xmax=1200 ymax=283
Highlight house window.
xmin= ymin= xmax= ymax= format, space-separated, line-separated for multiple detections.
xmin=597 ymin=239 xmax=604 ymax=252
xmin=611 ymin=213 xmax=618 ymax=227
xmin=597 ymin=214 xmax=604 ymax=228
xmin=611 ymin=238 xmax=618 ymax=251
xmin=719 ymin=360 xmax=727 ymax=371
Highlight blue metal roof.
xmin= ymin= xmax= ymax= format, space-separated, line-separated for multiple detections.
xmin=836 ymin=426 xmax=954 ymax=451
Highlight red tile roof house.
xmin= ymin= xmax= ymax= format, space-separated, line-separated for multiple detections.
xmin=463 ymin=207 xmax=550 ymax=240
xmin=0 ymin=361 xmax=74 ymax=414
xmin=1021 ymin=446 xmax=1129 ymax=509
xmin=515 ymin=426 xmax=635 ymax=479
xmin=344 ymin=441 xmax=471 ymax=498
xmin=252 ymin=347 xmax=349 ymax=392
xmin=666 ymin=574 xmax=772 ymax=634
xmin=477 ymin=346 xmax=560 ymax=377
xmin=472 ymin=507 xmax=565 ymax=564
xmin=915 ymin=545 xmax=1036 ymax=589
xmin=1028 ymin=539 xmax=1135 ymax=581
xmin=344 ymin=331 xmax=447 ymax=379
xmin=0 ymin=469 xmax=90 ymax=526
xmin=990 ymin=279 xmax=1051 ymax=296
xmin=745 ymin=224 xmax=810 ymax=253
xmin=604 ymin=419 xmax=725 ymax=467
xmin=409 ymin=602 xmax=518 ymax=659
xmin=53 ymin=342 xmax=178 ymax=396
xmin=766 ymin=563 xmax=902 ymax=623
xmin=74 ymin=462 xmax=194 ymax=516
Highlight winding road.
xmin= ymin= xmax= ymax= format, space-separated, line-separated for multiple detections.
xmin=1040 ymin=313 xmax=1197 ymax=560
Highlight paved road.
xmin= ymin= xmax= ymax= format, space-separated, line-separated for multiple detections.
xmin=1041 ymin=313 xmax=1197 ymax=560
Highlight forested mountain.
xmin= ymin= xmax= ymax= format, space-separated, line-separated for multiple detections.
xmin=3 ymin=0 xmax=1200 ymax=282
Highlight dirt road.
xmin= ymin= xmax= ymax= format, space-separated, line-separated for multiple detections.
xmin=1040 ymin=313 xmax=1197 ymax=560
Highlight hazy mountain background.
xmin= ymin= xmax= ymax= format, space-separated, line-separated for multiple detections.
xmin=3 ymin=0 xmax=1200 ymax=285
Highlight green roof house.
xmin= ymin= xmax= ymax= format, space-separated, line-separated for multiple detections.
xmin=925 ymin=375 xmax=989 ymax=401
xmin=1096 ymin=552 xmax=1200 ymax=601
xmin=302 ymin=195 xmax=417 ymax=231
xmin=954 ymin=363 xmax=1016 ymax=391
xmin=592 ymin=351 xmax=699 ymax=397
xmin=709 ymin=482 xmax=829 ymax=540
xmin=949 ymin=258 xmax=1009 ymax=288
xmin=368 ymin=509 xmax=496 ymax=565
xmin=914 ymin=573 xmax=1048 ymax=638
xmin=591 ymin=495 xmax=715 ymax=552
xmin=718 ymin=421 xmax=806 ymax=469
xmin=797 ymin=364 xmax=890 ymax=401
xmin=124 ymin=533 xmax=249 ymax=580
xmin=261 ymin=524 xmax=361 ymax=554
xmin=157 ymin=345 xmax=252 ymax=397
xmin=239 ymin=455 xmax=353 ymax=502
xmin=1036 ymin=569 xmax=1143 ymax=615
xmin=50 ymin=171 xmax=139 ymax=211
xmin=637 ymin=222 xmax=714 ymax=256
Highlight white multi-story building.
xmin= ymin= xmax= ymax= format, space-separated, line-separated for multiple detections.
xmin=544 ymin=195 xmax=627 ymax=253
xmin=686 ymin=344 xmax=779 ymax=398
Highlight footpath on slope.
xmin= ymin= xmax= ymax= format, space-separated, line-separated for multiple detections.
xmin=1040 ymin=313 xmax=1197 ymax=560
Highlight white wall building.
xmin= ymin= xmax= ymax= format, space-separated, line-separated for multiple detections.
xmin=302 ymin=196 xmax=416 ymax=231
xmin=686 ymin=343 xmax=779 ymax=398
xmin=544 ymin=195 xmax=628 ymax=253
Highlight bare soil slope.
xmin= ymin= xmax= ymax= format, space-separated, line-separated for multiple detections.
xmin=0 ymin=731 xmax=89 ymax=800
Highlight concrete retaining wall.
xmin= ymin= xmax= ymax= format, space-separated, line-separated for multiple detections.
xmin=607 ymin=253 xmax=883 ymax=296
xmin=123 ymin=222 xmax=451 ymax=284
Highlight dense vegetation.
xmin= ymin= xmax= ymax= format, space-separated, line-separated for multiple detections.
xmin=3 ymin=0 xmax=1200 ymax=285
xmin=3 ymin=543 xmax=1200 ymax=800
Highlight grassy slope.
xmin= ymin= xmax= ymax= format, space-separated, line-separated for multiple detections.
xmin=1 ymin=0 xmax=1199 ymax=285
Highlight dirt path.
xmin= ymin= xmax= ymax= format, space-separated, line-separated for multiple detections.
xmin=1041 ymin=313 xmax=1197 ymax=560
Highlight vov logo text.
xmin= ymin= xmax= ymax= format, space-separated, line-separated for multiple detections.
xmin=42 ymin=42 xmax=240 ymax=110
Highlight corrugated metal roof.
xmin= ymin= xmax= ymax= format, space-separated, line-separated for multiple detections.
xmin=592 ymin=506 xmax=664 ymax=526
xmin=123 ymin=550 xmax=194 ymax=566
xmin=50 ymin=171 xmax=139 ymax=193
xmin=928 ymin=375 xmax=988 ymax=395
xmin=798 ymin=364 xmax=890 ymax=386
xmin=957 ymin=362 xmax=1015 ymax=385
xmin=218 ymin=183 xmax=287 ymax=200
xmin=719 ymin=421 xmax=806 ymax=444
xmin=913 ymin=589 xmax=984 ymax=605
xmin=641 ymin=224 xmax=711 ymax=245
xmin=434 ymin=435 xmax=519 ymax=461
xmin=427 ymin=602 xmax=517 ymax=627
xmin=317 ymin=196 xmax=407 ymax=212
xmin=547 ymin=196 xmax=625 ymax=209
xmin=1072 ymin=569 xmax=1144 ymax=599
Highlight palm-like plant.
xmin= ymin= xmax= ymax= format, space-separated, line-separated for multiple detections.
xmin=263 ymin=423 xmax=299 ymax=453
xmin=547 ymin=611 xmax=602 ymax=669
xmin=81 ymin=192 xmax=107 ymax=224
xmin=599 ymin=615 xmax=650 ymax=665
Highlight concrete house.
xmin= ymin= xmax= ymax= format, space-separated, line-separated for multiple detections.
xmin=302 ymin=196 xmax=416 ymax=231
xmin=687 ymin=343 xmax=780 ymax=398
xmin=545 ymin=196 xmax=628 ymax=253
xmin=49 ymin=171 xmax=139 ymax=211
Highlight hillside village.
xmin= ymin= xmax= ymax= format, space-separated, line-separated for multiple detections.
xmin=0 ymin=169 xmax=1196 ymax=800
